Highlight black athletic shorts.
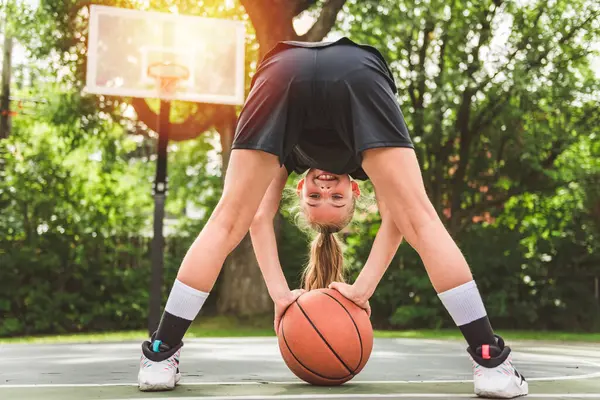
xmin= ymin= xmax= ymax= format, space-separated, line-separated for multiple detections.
xmin=232 ymin=37 xmax=414 ymax=180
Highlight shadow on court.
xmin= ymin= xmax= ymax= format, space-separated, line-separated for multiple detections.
xmin=1 ymin=338 xmax=599 ymax=399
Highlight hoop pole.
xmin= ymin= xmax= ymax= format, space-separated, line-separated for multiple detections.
xmin=148 ymin=99 xmax=171 ymax=336
xmin=0 ymin=33 xmax=13 ymax=139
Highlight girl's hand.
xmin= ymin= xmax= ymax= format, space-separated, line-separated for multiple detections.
xmin=274 ymin=289 xmax=306 ymax=333
xmin=328 ymin=282 xmax=371 ymax=316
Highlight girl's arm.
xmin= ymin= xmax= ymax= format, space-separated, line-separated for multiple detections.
xmin=354 ymin=194 xmax=404 ymax=300
xmin=249 ymin=167 xmax=294 ymax=303
xmin=330 ymin=192 xmax=404 ymax=308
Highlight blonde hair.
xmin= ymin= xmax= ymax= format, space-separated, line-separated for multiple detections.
xmin=282 ymin=174 xmax=370 ymax=291
xmin=301 ymin=204 xmax=356 ymax=290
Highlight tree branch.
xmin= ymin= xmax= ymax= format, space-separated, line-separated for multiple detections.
xmin=496 ymin=135 xmax=508 ymax=165
xmin=410 ymin=19 xmax=435 ymax=139
xmin=434 ymin=1 xmax=454 ymax=98
xmin=471 ymin=87 xmax=514 ymax=133
xmin=130 ymin=98 xmax=221 ymax=142
xmin=240 ymin=0 xmax=298 ymax=56
xmin=448 ymin=3 xmax=505 ymax=222
xmin=558 ymin=10 xmax=600 ymax=45
xmin=449 ymin=88 xmax=474 ymax=218
xmin=415 ymin=20 xmax=435 ymax=111
xmin=430 ymin=1 xmax=455 ymax=213
xmin=405 ymin=36 xmax=417 ymax=110
xmin=298 ymin=0 xmax=347 ymax=41
xmin=475 ymin=4 xmax=546 ymax=93
xmin=292 ymin=0 xmax=318 ymax=17
xmin=465 ymin=1 xmax=502 ymax=77
xmin=472 ymin=8 xmax=600 ymax=132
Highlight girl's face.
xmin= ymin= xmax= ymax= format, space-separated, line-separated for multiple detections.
xmin=297 ymin=169 xmax=360 ymax=226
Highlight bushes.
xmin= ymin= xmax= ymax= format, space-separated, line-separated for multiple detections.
xmin=0 ymin=112 xmax=198 ymax=336
xmin=344 ymin=191 xmax=600 ymax=331
xmin=1 ymin=92 xmax=599 ymax=336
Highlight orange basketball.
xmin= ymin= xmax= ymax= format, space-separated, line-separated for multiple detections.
xmin=277 ymin=288 xmax=373 ymax=385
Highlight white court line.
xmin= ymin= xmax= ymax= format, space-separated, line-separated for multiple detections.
xmin=3 ymin=367 xmax=600 ymax=388
xmin=117 ymin=395 xmax=600 ymax=399
xmin=3 ymin=366 xmax=600 ymax=388
xmin=3 ymin=390 xmax=600 ymax=399
xmin=2 ymin=350 xmax=600 ymax=389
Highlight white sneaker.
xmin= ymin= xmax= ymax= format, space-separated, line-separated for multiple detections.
xmin=468 ymin=336 xmax=528 ymax=398
xmin=138 ymin=338 xmax=182 ymax=391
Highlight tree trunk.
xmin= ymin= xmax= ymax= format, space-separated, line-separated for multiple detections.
xmin=214 ymin=0 xmax=349 ymax=317
xmin=1 ymin=33 xmax=13 ymax=139
xmin=213 ymin=5 xmax=296 ymax=318
xmin=217 ymin=233 xmax=273 ymax=316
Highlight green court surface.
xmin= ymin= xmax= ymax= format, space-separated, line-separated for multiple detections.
xmin=1 ymin=338 xmax=599 ymax=400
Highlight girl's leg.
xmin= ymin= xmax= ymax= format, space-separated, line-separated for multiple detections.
xmin=139 ymin=149 xmax=280 ymax=391
xmin=177 ymin=149 xmax=280 ymax=290
xmin=362 ymin=146 xmax=527 ymax=398
xmin=362 ymin=147 xmax=472 ymax=290
xmin=361 ymin=147 xmax=493 ymax=349
xmin=154 ymin=149 xmax=280 ymax=348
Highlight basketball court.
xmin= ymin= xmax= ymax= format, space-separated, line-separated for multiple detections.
xmin=1 ymin=337 xmax=600 ymax=399
xmin=4 ymin=5 xmax=594 ymax=400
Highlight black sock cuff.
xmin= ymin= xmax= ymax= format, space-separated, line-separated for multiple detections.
xmin=142 ymin=339 xmax=183 ymax=362
xmin=459 ymin=315 xmax=496 ymax=350
xmin=155 ymin=311 xmax=193 ymax=349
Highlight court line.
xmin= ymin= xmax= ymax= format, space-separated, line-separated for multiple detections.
xmin=115 ymin=395 xmax=600 ymax=399
xmin=2 ymin=349 xmax=600 ymax=389
xmin=3 ymin=367 xmax=600 ymax=388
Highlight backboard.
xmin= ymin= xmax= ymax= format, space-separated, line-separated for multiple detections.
xmin=86 ymin=5 xmax=246 ymax=105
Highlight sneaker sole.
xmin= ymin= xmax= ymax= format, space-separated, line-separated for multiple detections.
xmin=138 ymin=372 xmax=181 ymax=392
xmin=476 ymin=380 xmax=529 ymax=399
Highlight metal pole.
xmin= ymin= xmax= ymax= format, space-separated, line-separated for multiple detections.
xmin=0 ymin=32 xmax=13 ymax=139
xmin=148 ymin=99 xmax=171 ymax=336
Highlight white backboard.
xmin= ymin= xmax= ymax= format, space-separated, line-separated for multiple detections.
xmin=86 ymin=5 xmax=246 ymax=105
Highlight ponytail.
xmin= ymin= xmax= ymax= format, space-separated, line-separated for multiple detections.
xmin=302 ymin=229 xmax=345 ymax=290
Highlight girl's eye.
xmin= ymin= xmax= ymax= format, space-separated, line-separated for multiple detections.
xmin=332 ymin=194 xmax=343 ymax=200
xmin=309 ymin=193 xmax=320 ymax=199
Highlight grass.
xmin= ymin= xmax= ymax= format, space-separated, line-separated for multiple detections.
xmin=0 ymin=316 xmax=275 ymax=344
xmin=2 ymin=316 xmax=599 ymax=344
xmin=372 ymin=329 xmax=600 ymax=342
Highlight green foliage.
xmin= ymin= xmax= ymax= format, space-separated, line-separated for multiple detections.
xmin=0 ymin=80 xmax=223 ymax=336
xmin=0 ymin=98 xmax=145 ymax=335
xmin=339 ymin=0 xmax=600 ymax=330
xmin=2 ymin=0 xmax=599 ymax=336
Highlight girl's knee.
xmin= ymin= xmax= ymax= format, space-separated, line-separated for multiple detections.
xmin=210 ymin=198 xmax=254 ymax=238
xmin=392 ymin=201 xmax=440 ymax=249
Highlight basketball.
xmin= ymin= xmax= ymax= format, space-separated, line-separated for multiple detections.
xmin=277 ymin=288 xmax=373 ymax=385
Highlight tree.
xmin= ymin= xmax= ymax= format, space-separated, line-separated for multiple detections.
xmin=25 ymin=0 xmax=349 ymax=317
xmin=340 ymin=0 xmax=600 ymax=330
xmin=216 ymin=0 xmax=348 ymax=316
xmin=344 ymin=0 xmax=600 ymax=234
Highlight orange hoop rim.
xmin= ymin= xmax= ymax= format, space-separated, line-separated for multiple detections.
xmin=147 ymin=62 xmax=190 ymax=98
xmin=147 ymin=62 xmax=190 ymax=81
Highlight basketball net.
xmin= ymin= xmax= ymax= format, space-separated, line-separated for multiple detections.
xmin=155 ymin=77 xmax=180 ymax=100
xmin=147 ymin=62 xmax=190 ymax=101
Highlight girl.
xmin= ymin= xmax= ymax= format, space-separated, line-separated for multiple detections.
xmin=137 ymin=37 xmax=528 ymax=399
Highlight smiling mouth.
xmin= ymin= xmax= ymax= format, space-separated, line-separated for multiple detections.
xmin=316 ymin=173 xmax=337 ymax=181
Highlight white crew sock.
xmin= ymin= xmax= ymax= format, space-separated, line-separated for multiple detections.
xmin=437 ymin=280 xmax=487 ymax=326
xmin=164 ymin=279 xmax=209 ymax=321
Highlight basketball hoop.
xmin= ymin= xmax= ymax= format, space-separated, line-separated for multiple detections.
xmin=147 ymin=62 xmax=190 ymax=100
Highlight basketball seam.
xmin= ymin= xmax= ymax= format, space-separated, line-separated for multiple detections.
xmin=280 ymin=311 xmax=352 ymax=382
xmin=296 ymin=300 xmax=355 ymax=376
xmin=321 ymin=291 xmax=364 ymax=374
